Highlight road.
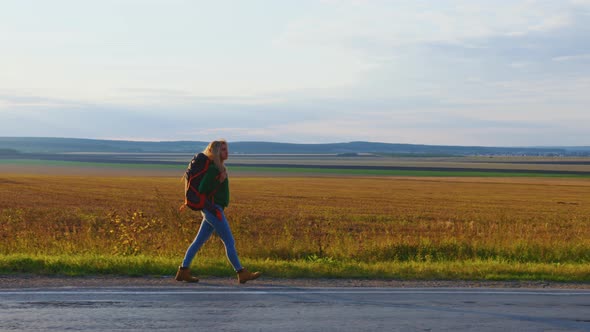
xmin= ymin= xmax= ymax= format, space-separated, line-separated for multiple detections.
xmin=0 ymin=286 xmax=589 ymax=331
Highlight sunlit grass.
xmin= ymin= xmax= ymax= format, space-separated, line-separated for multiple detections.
xmin=1 ymin=174 xmax=589 ymax=280
xmin=1 ymin=254 xmax=588 ymax=282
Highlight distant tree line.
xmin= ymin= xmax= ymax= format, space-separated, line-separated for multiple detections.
xmin=1 ymin=138 xmax=589 ymax=156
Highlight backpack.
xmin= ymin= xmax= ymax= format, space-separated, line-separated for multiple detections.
xmin=179 ymin=153 xmax=212 ymax=212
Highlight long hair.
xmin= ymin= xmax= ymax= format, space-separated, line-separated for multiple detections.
xmin=203 ymin=139 xmax=227 ymax=173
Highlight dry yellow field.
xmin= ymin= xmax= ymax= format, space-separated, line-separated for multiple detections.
xmin=1 ymin=173 xmax=589 ymax=266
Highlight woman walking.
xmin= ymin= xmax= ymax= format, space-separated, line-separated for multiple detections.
xmin=175 ymin=139 xmax=261 ymax=284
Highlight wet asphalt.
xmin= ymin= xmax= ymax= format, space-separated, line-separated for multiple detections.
xmin=0 ymin=286 xmax=589 ymax=331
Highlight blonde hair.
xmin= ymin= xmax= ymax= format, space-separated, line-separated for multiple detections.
xmin=203 ymin=139 xmax=227 ymax=173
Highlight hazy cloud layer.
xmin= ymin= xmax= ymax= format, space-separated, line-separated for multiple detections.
xmin=1 ymin=0 xmax=589 ymax=146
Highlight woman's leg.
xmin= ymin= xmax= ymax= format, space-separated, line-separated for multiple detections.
xmin=202 ymin=207 xmax=243 ymax=272
xmin=181 ymin=216 xmax=214 ymax=268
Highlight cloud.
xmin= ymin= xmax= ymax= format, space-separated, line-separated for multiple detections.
xmin=552 ymin=54 xmax=590 ymax=62
xmin=0 ymin=92 xmax=87 ymax=109
xmin=279 ymin=0 xmax=576 ymax=51
xmin=1 ymin=1 xmax=589 ymax=146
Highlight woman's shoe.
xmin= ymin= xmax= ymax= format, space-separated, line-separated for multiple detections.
xmin=237 ymin=268 xmax=261 ymax=284
xmin=175 ymin=266 xmax=199 ymax=282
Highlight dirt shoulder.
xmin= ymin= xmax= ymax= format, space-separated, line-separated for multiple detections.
xmin=1 ymin=275 xmax=589 ymax=289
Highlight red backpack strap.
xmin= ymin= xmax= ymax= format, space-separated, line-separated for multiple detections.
xmin=187 ymin=159 xmax=210 ymax=184
xmin=180 ymin=158 xmax=211 ymax=212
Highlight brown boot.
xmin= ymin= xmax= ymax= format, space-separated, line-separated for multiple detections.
xmin=237 ymin=268 xmax=261 ymax=284
xmin=175 ymin=266 xmax=199 ymax=283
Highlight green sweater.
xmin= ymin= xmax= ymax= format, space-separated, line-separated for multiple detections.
xmin=198 ymin=163 xmax=230 ymax=208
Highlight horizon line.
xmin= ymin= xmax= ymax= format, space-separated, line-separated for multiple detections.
xmin=1 ymin=136 xmax=589 ymax=149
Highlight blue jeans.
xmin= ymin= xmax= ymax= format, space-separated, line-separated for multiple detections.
xmin=181 ymin=205 xmax=243 ymax=272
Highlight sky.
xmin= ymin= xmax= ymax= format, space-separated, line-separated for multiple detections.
xmin=1 ymin=0 xmax=589 ymax=146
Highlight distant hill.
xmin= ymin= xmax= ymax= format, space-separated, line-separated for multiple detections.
xmin=0 ymin=137 xmax=204 ymax=154
xmin=0 ymin=137 xmax=589 ymax=156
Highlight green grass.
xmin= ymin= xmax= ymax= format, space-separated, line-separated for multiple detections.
xmin=231 ymin=166 xmax=590 ymax=178
xmin=2 ymin=158 xmax=589 ymax=177
xmin=1 ymin=254 xmax=589 ymax=282
xmin=1 ymin=175 xmax=589 ymax=282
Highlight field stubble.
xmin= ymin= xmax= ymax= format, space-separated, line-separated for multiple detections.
xmin=1 ymin=174 xmax=589 ymax=280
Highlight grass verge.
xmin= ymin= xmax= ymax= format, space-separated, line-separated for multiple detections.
xmin=1 ymin=254 xmax=588 ymax=282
